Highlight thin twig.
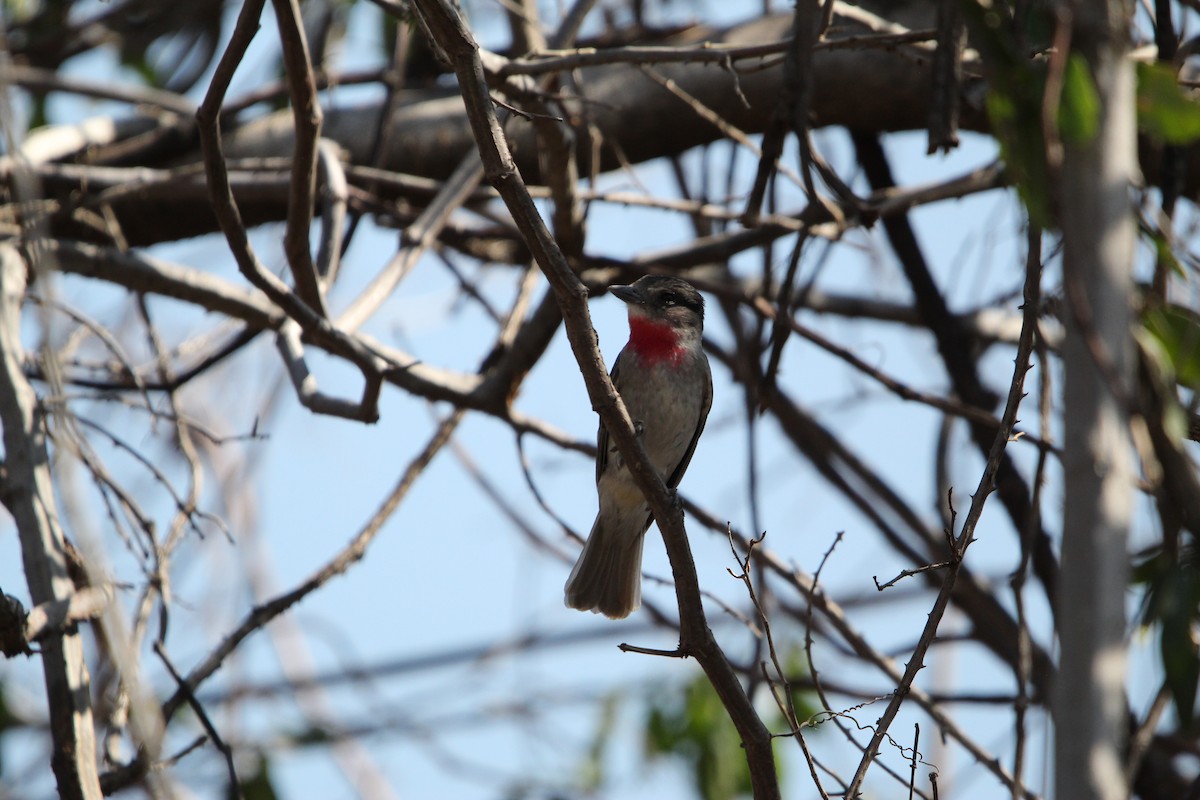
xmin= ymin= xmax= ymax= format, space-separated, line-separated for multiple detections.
xmin=873 ymin=561 xmax=952 ymax=591
xmin=154 ymin=642 xmax=241 ymax=799
xmin=1010 ymin=226 xmax=1045 ymax=800
xmin=159 ymin=409 xmax=465 ymax=723
xmin=730 ymin=530 xmax=830 ymax=800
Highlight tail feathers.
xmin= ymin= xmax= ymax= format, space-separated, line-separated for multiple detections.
xmin=564 ymin=519 xmax=644 ymax=619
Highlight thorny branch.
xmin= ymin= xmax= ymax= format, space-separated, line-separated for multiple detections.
xmin=844 ymin=191 xmax=1045 ymax=798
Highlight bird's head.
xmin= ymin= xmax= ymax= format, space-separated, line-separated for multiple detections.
xmin=611 ymin=275 xmax=705 ymax=364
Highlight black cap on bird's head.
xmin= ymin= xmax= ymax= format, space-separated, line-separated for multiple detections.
xmin=610 ymin=275 xmax=705 ymax=332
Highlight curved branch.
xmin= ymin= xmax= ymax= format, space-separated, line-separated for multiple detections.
xmin=409 ymin=0 xmax=781 ymax=797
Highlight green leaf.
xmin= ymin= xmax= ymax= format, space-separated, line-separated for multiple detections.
xmin=28 ymin=96 xmax=47 ymax=132
xmin=644 ymin=674 xmax=755 ymax=800
xmin=986 ymin=88 xmax=1053 ymax=227
xmin=641 ymin=656 xmax=818 ymax=800
xmin=288 ymin=723 xmax=336 ymax=746
xmin=1162 ymin=610 xmax=1200 ymax=730
xmin=230 ymin=755 xmax=278 ymax=800
xmin=1141 ymin=222 xmax=1187 ymax=279
xmin=1159 ymin=566 xmax=1200 ymax=729
xmin=964 ymin=0 xmax=1056 ymax=226
xmin=579 ymin=692 xmax=620 ymax=791
xmin=1059 ymin=54 xmax=1101 ymax=146
xmin=1137 ymin=62 xmax=1200 ymax=144
xmin=1143 ymin=304 xmax=1200 ymax=391
xmin=0 ymin=680 xmax=18 ymax=734
xmin=1137 ymin=552 xmax=1200 ymax=730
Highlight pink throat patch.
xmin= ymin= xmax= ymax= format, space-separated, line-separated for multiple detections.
xmin=627 ymin=317 xmax=685 ymax=365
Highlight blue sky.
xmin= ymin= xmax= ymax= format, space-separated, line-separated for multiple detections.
xmin=0 ymin=1 xmax=1174 ymax=798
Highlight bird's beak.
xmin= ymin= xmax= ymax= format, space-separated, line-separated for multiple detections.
xmin=610 ymin=285 xmax=644 ymax=306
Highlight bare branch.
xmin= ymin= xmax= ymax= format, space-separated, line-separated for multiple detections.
xmin=844 ymin=179 xmax=1044 ymax=797
xmin=0 ymin=244 xmax=102 ymax=799
xmin=156 ymin=407 xmax=463 ymax=730
xmin=271 ymin=0 xmax=327 ymax=316
xmin=408 ymin=1 xmax=781 ymax=797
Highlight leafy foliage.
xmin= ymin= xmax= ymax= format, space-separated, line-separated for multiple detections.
xmin=1137 ymin=62 xmax=1200 ymax=145
xmin=643 ymin=661 xmax=816 ymax=800
xmin=230 ymin=755 xmax=280 ymax=800
xmin=1059 ymin=54 xmax=1101 ymax=146
xmin=970 ymin=2 xmax=1055 ymax=227
xmin=646 ymin=672 xmax=759 ymax=800
xmin=1134 ymin=551 xmax=1200 ymax=729
xmin=579 ymin=693 xmax=620 ymax=793
xmin=1142 ymin=303 xmax=1200 ymax=392
xmin=1135 ymin=300 xmax=1200 ymax=730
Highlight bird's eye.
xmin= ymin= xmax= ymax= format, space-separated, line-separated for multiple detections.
xmin=660 ymin=292 xmax=678 ymax=306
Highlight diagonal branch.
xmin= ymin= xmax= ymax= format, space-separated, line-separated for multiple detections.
xmin=709 ymin=341 xmax=1056 ymax=701
xmin=99 ymin=408 xmax=466 ymax=794
xmin=408 ymin=0 xmax=780 ymax=797
xmin=844 ymin=204 xmax=1043 ymax=797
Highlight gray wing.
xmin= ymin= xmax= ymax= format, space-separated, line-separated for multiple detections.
xmin=595 ymin=351 xmax=622 ymax=484
xmin=664 ymin=358 xmax=712 ymax=490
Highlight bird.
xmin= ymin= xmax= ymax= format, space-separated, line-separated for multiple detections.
xmin=565 ymin=275 xmax=713 ymax=619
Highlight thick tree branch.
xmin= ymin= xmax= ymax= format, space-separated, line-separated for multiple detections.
xmin=1055 ymin=4 xmax=1137 ymax=798
xmin=0 ymin=244 xmax=102 ymax=799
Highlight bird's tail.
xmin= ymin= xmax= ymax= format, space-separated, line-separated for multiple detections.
xmin=564 ymin=516 xmax=644 ymax=619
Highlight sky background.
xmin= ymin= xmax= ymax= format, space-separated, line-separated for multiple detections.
xmin=0 ymin=0 xmax=1178 ymax=797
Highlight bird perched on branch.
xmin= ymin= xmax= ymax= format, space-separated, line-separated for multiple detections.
xmin=565 ymin=275 xmax=712 ymax=619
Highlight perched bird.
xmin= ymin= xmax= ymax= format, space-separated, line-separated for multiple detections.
xmin=565 ymin=275 xmax=713 ymax=619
